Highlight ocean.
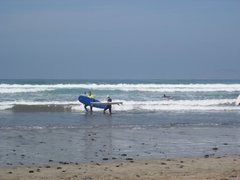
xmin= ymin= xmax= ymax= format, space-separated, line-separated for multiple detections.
xmin=0 ymin=79 xmax=240 ymax=166
xmin=1 ymin=79 xmax=240 ymax=112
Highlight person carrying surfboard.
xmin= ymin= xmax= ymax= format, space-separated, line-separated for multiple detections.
xmin=104 ymin=95 xmax=112 ymax=114
xmin=84 ymin=91 xmax=95 ymax=112
xmin=87 ymin=91 xmax=94 ymax=99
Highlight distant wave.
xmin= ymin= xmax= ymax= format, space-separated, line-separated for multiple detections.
xmin=0 ymin=99 xmax=238 ymax=112
xmin=0 ymin=84 xmax=55 ymax=93
xmin=1 ymin=83 xmax=240 ymax=93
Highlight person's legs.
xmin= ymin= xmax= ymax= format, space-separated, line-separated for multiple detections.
xmin=103 ymin=106 xmax=108 ymax=114
xmin=104 ymin=105 xmax=111 ymax=114
xmin=84 ymin=105 xmax=88 ymax=112
xmin=109 ymin=106 xmax=112 ymax=114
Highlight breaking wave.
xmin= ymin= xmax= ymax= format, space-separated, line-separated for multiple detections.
xmin=0 ymin=99 xmax=239 ymax=112
xmin=1 ymin=81 xmax=239 ymax=113
xmin=1 ymin=83 xmax=240 ymax=93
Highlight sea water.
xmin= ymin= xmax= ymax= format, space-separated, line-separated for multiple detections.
xmin=0 ymin=79 xmax=240 ymax=166
xmin=1 ymin=79 xmax=240 ymax=112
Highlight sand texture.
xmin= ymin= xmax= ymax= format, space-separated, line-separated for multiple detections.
xmin=0 ymin=155 xmax=240 ymax=180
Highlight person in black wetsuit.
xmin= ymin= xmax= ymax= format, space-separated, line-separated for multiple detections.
xmin=162 ymin=94 xmax=172 ymax=99
xmin=104 ymin=95 xmax=112 ymax=114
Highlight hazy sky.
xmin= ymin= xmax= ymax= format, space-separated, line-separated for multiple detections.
xmin=0 ymin=0 xmax=240 ymax=79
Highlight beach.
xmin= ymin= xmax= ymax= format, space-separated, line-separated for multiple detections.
xmin=0 ymin=80 xmax=240 ymax=179
xmin=1 ymin=155 xmax=240 ymax=180
xmin=1 ymin=0 xmax=240 ymax=176
xmin=0 ymin=112 xmax=240 ymax=180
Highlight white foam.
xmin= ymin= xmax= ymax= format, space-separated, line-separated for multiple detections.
xmin=1 ymin=83 xmax=240 ymax=93
xmin=111 ymin=99 xmax=239 ymax=112
xmin=0 ymin=99 xmax=239 ymax=112
xmin=0 ymin=105 xmax=13 ymax=110
xmin=236 ymin=95 xmax=240 ymax=106
xmin=0 ymin=84 xmax=55 ymax=93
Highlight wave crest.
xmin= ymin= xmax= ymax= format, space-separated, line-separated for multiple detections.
xmin=1 ymin=83 xmax=240 ymax=93
xmin=0 ymin=99 xmax=238 ymax=112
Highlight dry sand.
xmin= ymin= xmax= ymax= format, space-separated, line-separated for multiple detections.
xmin=0 ymin=155 xmax=240 ymax=180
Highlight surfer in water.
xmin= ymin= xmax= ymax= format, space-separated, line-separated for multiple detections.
xmin=84 ymin=91 xmax=95 ymax=112
xmin=104 ymin=95 xmax=112 ymax=115
xmin=162 ymin=94 xmax=172 ymax=99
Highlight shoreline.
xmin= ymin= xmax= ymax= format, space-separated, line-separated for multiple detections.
xmin=1 ymin=123 xmax=240 ymax=167
xmin=1 ymin=155 xmax=240 ymax=180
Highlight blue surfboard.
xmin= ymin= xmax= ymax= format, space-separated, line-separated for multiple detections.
xmin=78 ymin=95 xmax=107 ymax=109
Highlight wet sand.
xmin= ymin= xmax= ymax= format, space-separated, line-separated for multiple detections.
xmin=1 ymin=155 xmax=240 ymax=180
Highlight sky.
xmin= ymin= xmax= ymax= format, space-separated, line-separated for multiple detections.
xmin=0 ymin=0 xmax=240 ymax=79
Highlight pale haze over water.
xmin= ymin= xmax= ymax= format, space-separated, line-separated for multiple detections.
xmin=0 ymin=0 xmax=240 ymax=79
